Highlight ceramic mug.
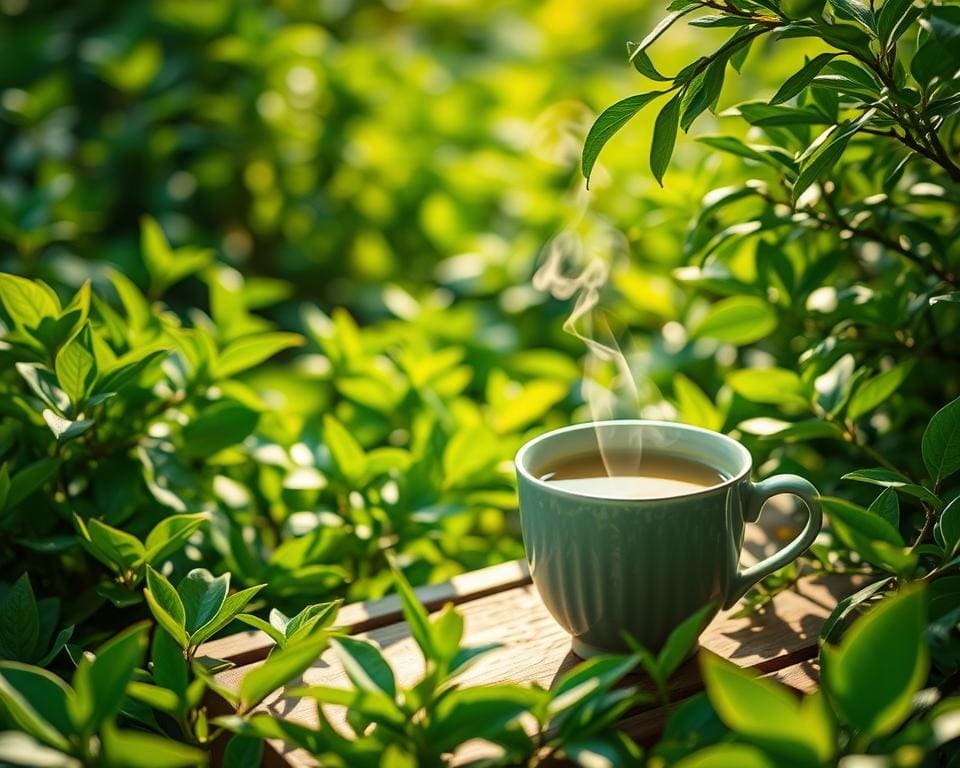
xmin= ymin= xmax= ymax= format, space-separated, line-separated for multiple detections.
xmin=515 ymin=419 xmax=822 ymax=658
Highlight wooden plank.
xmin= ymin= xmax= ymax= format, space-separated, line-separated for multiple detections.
xmin=199 ymin=559 xmax=531 ymax=666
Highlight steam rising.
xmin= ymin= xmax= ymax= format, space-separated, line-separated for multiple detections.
xmin=533 ymin=221 xmax=643 ymax=476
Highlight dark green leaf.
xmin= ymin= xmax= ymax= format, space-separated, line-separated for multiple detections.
xmin=239 ymin=637 xmax=326 ymax=712
xmin=71 ymin=622 xmax=150 ymax=733
xmin=0 ymin=575 xmax=40 ymax=662
xmin=658 ymin=602 xmax=716 ymax=680
xmin=178 ymin=570 xmax=229 ymax=635
xmin=650 ymin=93 xmax=681 ymax=187
xmin=181 ymin=401 xmax=259 ymax=459
xmin=868 ymin=488 xmax=900 ymax=529
xmin=386 ymin=552 xmax=434 ymax=660
xmin=922 ymin=395 xmax=960 ymax=486
xmin=41 ymin=411 xmax=95 ymax=443
xmin=770 ymin=53 xmax=837 ymax=105
xmin=628 ymin=44 xmax=671 ymax=81
xmin=582 ymin=92 xmax=666 ymax=184
xmin=222 ymin=735 xmax=263 ymax=768
xmin=827 ymin=0 xmax=876 ymax=30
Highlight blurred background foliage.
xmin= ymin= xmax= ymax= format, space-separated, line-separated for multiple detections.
xmin=1 ymin=0 xmax=956 ymax=602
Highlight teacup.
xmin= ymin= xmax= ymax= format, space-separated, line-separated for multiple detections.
xmin=515 ymin=419 xmax=822 ymax=658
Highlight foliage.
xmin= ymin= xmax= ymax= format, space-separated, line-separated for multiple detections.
xmin=0 ymin=0 xmax=959 ymax=765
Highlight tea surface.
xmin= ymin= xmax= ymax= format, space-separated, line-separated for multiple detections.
xmin=537 ymin=450 xmax=726 ymax=499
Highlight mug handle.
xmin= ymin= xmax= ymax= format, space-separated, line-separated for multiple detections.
xmin=723 ymin=474 xmax=823 ymax=609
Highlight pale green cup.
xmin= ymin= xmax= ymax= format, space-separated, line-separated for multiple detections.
xmin=515 ymin=420 xmax=822 ymax=658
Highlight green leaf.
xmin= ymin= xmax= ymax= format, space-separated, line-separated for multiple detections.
xmin=0 ymin=575 xmax=40 ymax=663
xmin=0 ymin=731 xmax=79 ymax=768
xmin=7 ymin=458 xmax=61 ymax=509
xmin=822 ymin=586 xmax=928 ymax=738
xmin=71 ymin=622 xmax=150 ymax=733
xmin=151 ymin=628 xmax=188 ymax=699
xmin=442 ymin=425 xmax=499 ymax=489
xmin=145 ymin=567 xmax=189 ymax=648
xmin=793 ymin=109 xmax=876 ymax=203
xmin=923 ymin=395 xmax=960 ymax=486
xmin=126 ymin=681 xmax=181 ymax=715
xmin=190 ymin=585 xmax=265 ymax=647
xmin=96 ymin=347 xmax=169 ymax=395
xmin=239 ymin=637 xmax=326 ymax=713
xmin=222 ymin=735 xmax=263 ymax=768
xmin=650 ymin=92 xmax=681 ymax=187
xmin=214 ymin=332 xmax=305 ymax=379
xmin=332 ymin=637 xmax=397 ymax=699
xmin=701 ymin=654 xmax=821 ymax=765
xmin=236 ymin=614 xmax=287 ymax=647
xmin=41 ymin=411 xmax=95 ymax=443
xmin=819 ymin=576 xmax=893 ymax=643
xmin=284 ymin=601 xmax=340 ymax=642
xmin=140 ymin=216 xmax=214 ymax=297
xmin=756 ymin=419 xmax=844 ymax=443
xmin=429 ymin=684 xmax=543 ymax=752
xmin=868 ymin=488 xmax=900 ymax=529
xmin=727 ymin=368 xmax=807 ymax=406
xmin=0 ymin=664 xmax=71 ymax=751
xmin=86 ymin=518 xmax=145 ymax=572
xmin=828 ymin=0 xmax=876 ymax=30
xmin=628 ymin=44 xmax=671 ymax=81
xmin=770 ymin=53 xmax=837 ymax=105
xmin=674 ymin=744 xmax=777 ymax=768
xmin=690 ymin=296 xmax=777 ymax=345
xmin=936 ymin=497 xmax=960 ymax=556
xmin=430 ymin=602 xmax=464 ymax=664
xmin=0 ymin=464 xmax=9 ymax=512
xmin=877 ymin=0 xmax=919 ymax=45
xmin=0 ymin=274 xmax=60 ymax=332
xmin=181 ymin=400 xmax=259 ymax=459
xmin=674 ymin=374 xmax=723 ymax=431
xmin=101 ymin=723 xmax=207 ymax=768
xmin=143 ymin=514 xmax=207 ymax=565
xmin=842 ymin=469 xmax=942 ymax=507
xmin=323 ymin=414 xmax=367 ymax=483
xmin=582 ymin=92 xmax=666 ymax=184
xmin=178 ymin=570 xmax=229 ymax=635
xmin=658 ymin=601 xmax=716 ymax=680
xmin=54 ymin=325 xmax=96 ymax=406
xmin=847 ymin=362 xmax=914 ymax=421
xmin=386 ymin=552 xmax=434 ymax=660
